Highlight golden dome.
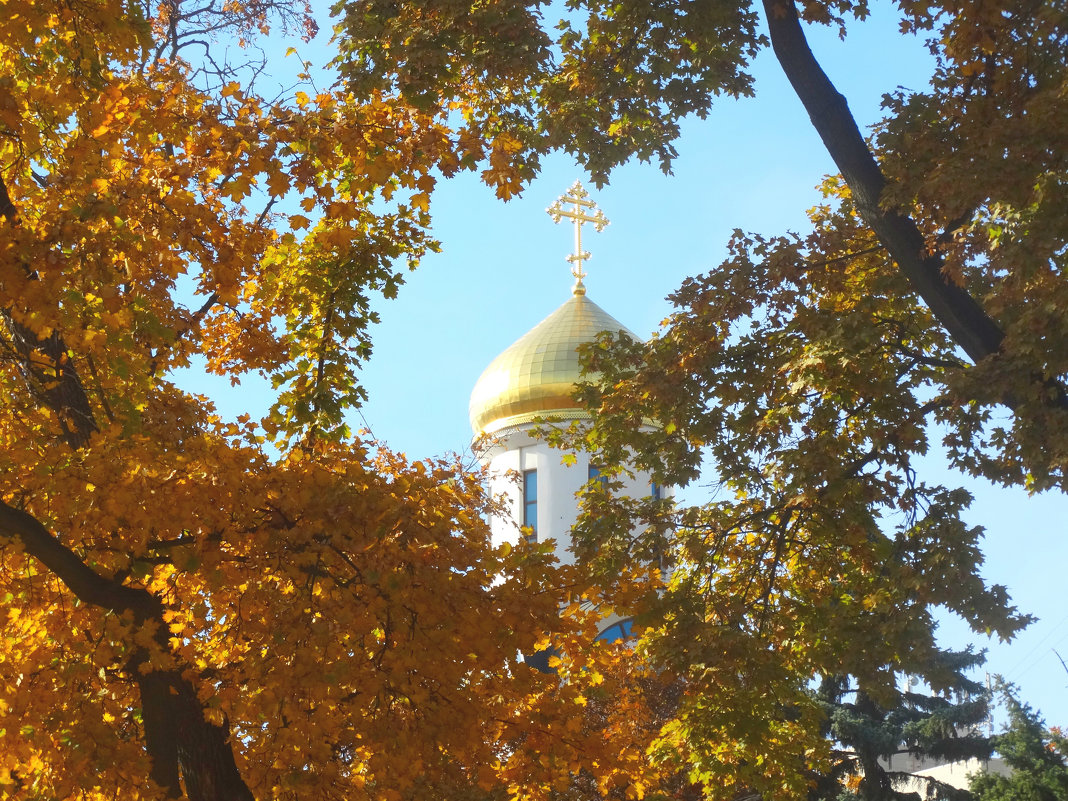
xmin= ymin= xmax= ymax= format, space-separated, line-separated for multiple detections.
xmin=470 ymin=289 xmax=637 ymax=435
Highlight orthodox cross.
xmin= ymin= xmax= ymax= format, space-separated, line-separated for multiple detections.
xmin=546 ymin=181 xmax=609 ymax=294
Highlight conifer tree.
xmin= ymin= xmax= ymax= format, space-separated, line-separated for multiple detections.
xmin=810 ymin=650 xmax=990 ymax=801
xmin=970 ymin=690 xmax=1068 ymax=801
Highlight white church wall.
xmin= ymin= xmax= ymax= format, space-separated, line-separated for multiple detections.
xmin=882 ymin=755 xmax=1009 ymax=793
xmin=480 ymin=422 xmax=668 ymax=567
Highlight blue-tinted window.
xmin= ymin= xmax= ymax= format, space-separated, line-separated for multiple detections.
xmin=588 ymin=464 xmax=607 ymax=489
xmin=650 ymin=482 xmax=662 ymax=500
xmin=524 ymin=646 xmax=557 ymax=674
xmin=595 ymin=618 xmax=634 ymax=643
xmin=522 ymin=469 xmax=537 ymax=542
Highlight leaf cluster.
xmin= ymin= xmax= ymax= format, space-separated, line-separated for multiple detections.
xmin=332 ymin=0 xmax=764 ymax=184
xmin=0 ymin=2 xmax=668 ymax=798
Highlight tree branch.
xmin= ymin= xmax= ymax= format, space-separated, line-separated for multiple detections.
xmin=150 ymin=291 xmax=219 ymax=376
xmin=0 ymin=500 xmax=162 ymax=618
xmin=0 ymin=316 xmax=101 ymax=448
xmin=0 ymin=171 xmax=100 ymax=449
xmin=762 ymin=0 xmax=1007 ymax=365
xmin=0 ymin=499 xmax=255 ymax=801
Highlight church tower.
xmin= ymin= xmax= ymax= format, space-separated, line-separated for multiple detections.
xmin=468 ymin=183 xmax=669 ymax=639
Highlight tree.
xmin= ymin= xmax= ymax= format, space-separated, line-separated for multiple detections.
xmin=5 ymin=0 xmax=1063 ymax=798
xmin=335 ymin=0 xmax=1068 ymax=459
xmin=332 ymin=0 xmax=1064 ymax=797
xmin=0 ymin=2 xmax=661 ymax=799
xmin=971 ymin=688 xmax=1068 ymax=801
xmin=810 ymin=650 xmax=991 ymax=801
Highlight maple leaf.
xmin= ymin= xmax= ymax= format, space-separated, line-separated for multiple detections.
xmin=5 ymin=1 xmax=1067 ymax=800
xmin=0 ymin=3 xmax=658 ymax=800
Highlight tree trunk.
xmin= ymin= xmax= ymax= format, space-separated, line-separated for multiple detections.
xmin=0 ymin=500 xmax=255 ymax=800
xmin=761 ymin=0 xmax=1006 ymax=366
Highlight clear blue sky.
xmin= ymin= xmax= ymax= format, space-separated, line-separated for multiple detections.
xmin=183 ymin=1 xmax=1068 ymax=729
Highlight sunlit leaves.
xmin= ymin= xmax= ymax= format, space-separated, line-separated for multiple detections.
xmin=0 ymin=1 xmax=663 ymax=798
xmin=333 ymin=0 xmax=764 ymax=184
xmin=567 ymin=174 xmax=1034 ymax=797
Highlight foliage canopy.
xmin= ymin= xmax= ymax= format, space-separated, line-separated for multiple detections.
xmin=0 ymin=1 xmax=656 ymax=799
xmin=971 ymin=687 xmax=1068 ymax=801
xmin=2 ymin=0 xmax=1065 ymax=799
xmin=341 ymin=0 xmax=1063 ymax=794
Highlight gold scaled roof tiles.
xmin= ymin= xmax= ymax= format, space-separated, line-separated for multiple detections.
xmin=469 ymin=292 xmax=637 ymax=435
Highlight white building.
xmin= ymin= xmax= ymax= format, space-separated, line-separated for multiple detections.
xmin=467 ymin=183 xmax=668 ymax=642
xmin=465 ymin=184 xmax=1015 ymax=789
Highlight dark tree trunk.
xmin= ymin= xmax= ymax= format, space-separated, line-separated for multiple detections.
xmin=0 ymin=498 xmax=255 ymax=800
xmin=1 ymin=171 xmax=254 ymax=800
xmin=761 ymin=0 xmax=1006 ymax=366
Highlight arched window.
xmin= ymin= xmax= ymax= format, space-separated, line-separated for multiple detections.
xmin=594 ymin=618 xmax=634 ymax=643
xmin=588 ymin=464 xmax=607 ymax=489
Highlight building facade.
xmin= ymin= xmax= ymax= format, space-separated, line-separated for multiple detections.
xmin=467 ymin=183 xmax=668 ymax=643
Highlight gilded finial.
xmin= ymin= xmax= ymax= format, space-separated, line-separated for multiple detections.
xmin=546 ymin=180 xmax=609 ymax=295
